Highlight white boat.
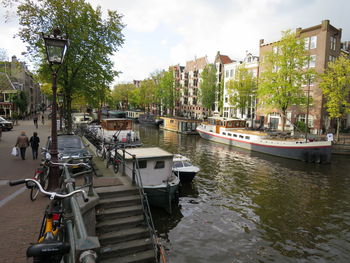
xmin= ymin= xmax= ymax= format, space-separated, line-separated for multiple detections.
xmin=120 ymin=147 xmax=180 ymax=213
xmin=196 ymin=117 xmax=332 ymax=163
xmin=97 ymin=118 xmax=141 ymax=147
xmin=172 ymin=154 xmax=200 ymax=183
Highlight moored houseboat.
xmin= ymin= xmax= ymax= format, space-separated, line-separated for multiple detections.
xmin=97 ymin=118 xmax=141 ymax=147
xmin=160 ymin=117 xmax=202 ymax=134
xmin=196 ymin=117 xmax=332 ymax=163
xmin=138 ymin=113 xmax=163 ymax=126
xmin=120 ymin=147 xmax=180 ymax=213
xmin=126 ymin=110 xmax=145 ymax=121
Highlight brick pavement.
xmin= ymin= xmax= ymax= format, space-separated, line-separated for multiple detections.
xmin=0 ymin=118 xmax=51 ymax=263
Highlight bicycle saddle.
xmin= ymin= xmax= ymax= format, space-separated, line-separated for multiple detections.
xmin=27 ymin=241 xmax=70 ymax=259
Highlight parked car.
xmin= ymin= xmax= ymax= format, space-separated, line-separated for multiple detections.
xmin=0 ymin=117 xmax=13 ymax=131
xmin=42 ymin=134 xmax=91 ymax=165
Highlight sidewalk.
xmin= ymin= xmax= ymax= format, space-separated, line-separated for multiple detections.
xmin=0 ymin=118 xmax=51 ymax=263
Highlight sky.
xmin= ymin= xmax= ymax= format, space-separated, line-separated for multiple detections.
xmin=1 ymin=0 xmax=350 ymax=85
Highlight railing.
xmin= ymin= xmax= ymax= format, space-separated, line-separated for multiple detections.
xmin=61 ymin=165 xmax=99 ymax=263
xmin=117 ymin=147 xmax=164 ymax=262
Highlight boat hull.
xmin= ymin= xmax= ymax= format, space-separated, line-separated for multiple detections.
xmin=144 ymin=183 xmax=179 ymax=214
xmin=197 ymin=128 xmax=332 ymax=163
xmin=177 ymin=171 xmax=197 ymax=183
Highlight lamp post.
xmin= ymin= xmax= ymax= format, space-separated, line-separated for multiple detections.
xmin=42 ymin=28 xmax=68 ymax=190
xmin=58 ymin=92 xmax=64 ymax=131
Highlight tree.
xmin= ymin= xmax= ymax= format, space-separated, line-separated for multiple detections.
xmin=227 ymin=65 xmax=257 ymax=120
xmin=12 ymin=90 xmax=28 ymax=116
xmin=159 ymin=68 xmax=176 ymax=115
xmin=258 ymin=30 xmax=312 ymax=131
xmin=320 ymin=55 xmax=350 ymax=140
xmin=199 ymin=64 xmax=217 ymax=112
xmin=4 ymin=0 xmax=125 ymax=132
xmin=111 ymin=83 xmax=136 ymax=109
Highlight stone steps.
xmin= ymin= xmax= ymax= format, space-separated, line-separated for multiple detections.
xmin=95 ymin=185 xmax=156 ymax=263
xmin=96 ymin=205 xmax=143 ymax=221
xmin=99 ymin=249 xmax=156 ymax=263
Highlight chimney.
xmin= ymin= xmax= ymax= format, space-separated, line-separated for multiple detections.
xmin=259 ymin=39 xmax=264 ymax=46
xmin=322 ymin=20 xmax=330 ymax=30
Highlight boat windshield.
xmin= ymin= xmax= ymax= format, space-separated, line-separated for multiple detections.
xmin=183 ymin=161 xmax=192 ymax=167
xmin=173 ymin=161 xmax=183 ymax=168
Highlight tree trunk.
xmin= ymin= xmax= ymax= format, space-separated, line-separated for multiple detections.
xmin=336 ymin=117 xmax=340 ymax=141
xmin=281 ymin=110 xmax=286 ymax=131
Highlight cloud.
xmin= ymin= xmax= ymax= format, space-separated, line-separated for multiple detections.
xmin=1 ymin=0 xmax=350 ymax=84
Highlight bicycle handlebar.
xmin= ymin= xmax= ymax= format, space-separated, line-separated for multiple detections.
xmin=9 ymin=179 xmax=89 ymax=202
xmin=47 ymin=160 xmax=91 ymax=169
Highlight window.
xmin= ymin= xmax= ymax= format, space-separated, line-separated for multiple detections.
xmin=173 ymin=161 xmax=183 ymax=168
xmin=309 ymin=55 xmax=316 ymax=68
xmin=225 ymin=70 xmax=229 ymax=78
xmin=228 ymin=133 xmax=232 ymax=136
xmin=233 ymin=134 xmax=237 ymax=137
xmin=230 ymin=69 xmax=234 ymax=77
xmin=183 ymin=161 xmax=192 ymax=167
xmin=138 ymin=160 xmax=147 ymax=169
xmin=222 ymin=132 xmax=226 ymax=135
xmin=330 ymin=36 xmax=336 ymax=50
xmin=273 ymin=46 xmax=278 ymax=54
xmin=239 ymin=135 xmax=244 ymax=138
xmin=155 ymin=161 xmax=165 ymax=169
xmin=245 ymin=136 xmax=250 ymax=140
xmin=304 ymin=37 xmax=310 ymax=50
xmin=310 ymin=36 xmax=317 ymax=49
xmin=329 ymin=55 xmax=336 ymax=62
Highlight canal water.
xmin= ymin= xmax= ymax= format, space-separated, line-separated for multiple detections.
xmin=136 ymin=124 xmax=350 ymax=263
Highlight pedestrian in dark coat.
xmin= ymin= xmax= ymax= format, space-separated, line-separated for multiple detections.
xmin=29 ymin=132 xmax=40 ymax=160
xmin=15 ymin=131 xmax=29 ymax=160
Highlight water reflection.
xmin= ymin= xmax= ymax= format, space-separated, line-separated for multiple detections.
xmin=135 ymin=124 xmax=350 ymax=263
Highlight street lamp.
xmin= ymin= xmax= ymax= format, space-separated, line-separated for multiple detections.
xmin=58 ymin=92 xmax=64 ymax=131
xmin=42 ymin=28 xmax=68 ymax=190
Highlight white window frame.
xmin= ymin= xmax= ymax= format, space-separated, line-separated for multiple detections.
xmin=310 ymin=36 xmax=317 ymax=49
xmin=304 ymin=37 xmax=310 ymax=50
xmin=309 ymin=55 xmax=316 ymax=68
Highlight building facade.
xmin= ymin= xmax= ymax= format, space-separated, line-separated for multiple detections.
xmin=0 ymin=56 xmax=42 ymax=117
xmin=214 ymin=51 xmax=233 ymax=113
xmin=258 ymin=20 xmax=344 ymax=134
xmin=180 ymin=56 xmax=209 ymax=119
xmin=223 ymin=52 xmax=259 ymax=124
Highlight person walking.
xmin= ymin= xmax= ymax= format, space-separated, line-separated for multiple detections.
xmin=15 ymin=131 xmax=29 ymax=160
xmin=33 ymin=115 xmax=38 ymax=129
xmin=29 ymin=132 xmax=40 ymax=160
xmin=41 ymin=115 xmax=45 ymax=125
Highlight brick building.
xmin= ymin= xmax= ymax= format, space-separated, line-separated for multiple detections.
xmin=180 ymin=56 xmax=209 ymax=119
xmin=258 ymin=20 xmax=345 ymax=134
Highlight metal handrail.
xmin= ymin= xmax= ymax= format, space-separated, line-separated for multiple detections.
xmin=116 ymin=148 xmax=163 ymax=262
xmin=61 ymin=165 xmax=99 ymax=263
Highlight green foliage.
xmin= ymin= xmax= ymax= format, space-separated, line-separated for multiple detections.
xmin=111 ymin=83 xmax=136 ymax=109
xmin=227 ymin=65 xmax=257 ymax=117
xmin=159 ymin=68 xmax=176 ymax=115
xmin=199 ymin=64 xmax=217 ymax=110
xmin=258 ymin=30 xmax=313 ymax=130
xmin=7 ymin=0 xmax=125 ymax=131
xmin=320 ymin=55 xmax=350 ymax=118
xmin=294 ymin=120 xmax=308 ymax=133
xmin=12 ymin=90 xmax=28 ymax=114
xmin=320 ymin=55 xmax=350 ymax=139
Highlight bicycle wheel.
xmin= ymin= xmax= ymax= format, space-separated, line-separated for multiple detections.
xmin=41 ymin=168 xmax=49 ymax=191
xmin=113 ymin=161 xmax=119 ymax=174
xmin=30 ymin=170 xmax=41 ymax=201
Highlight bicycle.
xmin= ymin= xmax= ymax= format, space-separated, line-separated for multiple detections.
xmin=9 ymin=178 xmax=89 ymax=263
xmin=105 ymin=144 xmax=121 ymax=174
xmin=30 ymin=162 xmax=50 ymax=201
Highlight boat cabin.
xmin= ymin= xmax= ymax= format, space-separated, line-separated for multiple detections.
xmin=119 ymin=147 xmax=174 ymax=186
xmin=207 ymin=117 xmax=246 ymax=128
xmin=161 ymin=117 xmax=202 ymax=134
xmin=101 ymin=118 xmax=133 ymax=131
xmin=126 ymin=110 xmax=145 ymax=120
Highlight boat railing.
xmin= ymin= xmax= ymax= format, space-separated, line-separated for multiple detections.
xmin=116 ymin=147 xmax=166 ymax=263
